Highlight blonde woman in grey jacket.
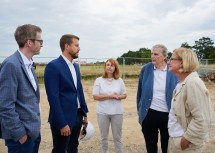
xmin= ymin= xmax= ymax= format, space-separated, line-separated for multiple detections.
xmin=167 ymin=47 xmax=215 ymax=153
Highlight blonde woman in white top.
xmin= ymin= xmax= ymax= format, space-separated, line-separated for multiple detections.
xmin=93 ymin=58 xmax=127 ymax=153
xmin=167 ymin=48 xmax=215 ymax=153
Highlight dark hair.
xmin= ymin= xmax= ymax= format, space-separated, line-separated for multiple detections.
xmin=14 ymin=24 xmax=42 ymax=48
xmin=102 ymin=58 xmax=120 ymax=79
xmin=60 ymin=34 xmax=79 ymax=52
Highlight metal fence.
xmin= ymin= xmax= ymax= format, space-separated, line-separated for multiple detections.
xmin=1 ymin=56 xmax=215 ymax=80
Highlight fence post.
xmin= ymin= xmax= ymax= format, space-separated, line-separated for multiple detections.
xmin=206 ymin=59 xmax=208 ymax=67
xmin=123 ymin=57 xmax=125 ymax=79
xmin=78 ymin=56 xmax=81 ymax=69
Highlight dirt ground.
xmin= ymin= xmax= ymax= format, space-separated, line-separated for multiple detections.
xmin=0 ymin=79 xmax=215 ymax=153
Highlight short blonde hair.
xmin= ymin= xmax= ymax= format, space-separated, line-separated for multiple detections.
xmin=173 ymin=47 xmax=199 ymax=72
xmin=103 ymin=58 xmax=120 ymax=79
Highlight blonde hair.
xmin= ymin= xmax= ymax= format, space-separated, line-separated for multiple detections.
xmin=173 ymin=47 xmax=199 ymax=72
xmin=103 ymin=58 xmax=120 ymax=79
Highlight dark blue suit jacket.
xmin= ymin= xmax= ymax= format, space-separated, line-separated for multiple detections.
xmin=44 ymin=56 xmax=88 ymax=129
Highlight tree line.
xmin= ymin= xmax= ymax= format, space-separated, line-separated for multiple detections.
xmin=117 ymin=37 xmax=215 ymax=64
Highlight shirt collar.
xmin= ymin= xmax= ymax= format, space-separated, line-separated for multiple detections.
xmin=153 ymin=64 xmax=167 ymax=71
xmin=61 ymin=54 xmax=75 ymax=65
xmin=18 ymin=50 xmax=33 ymax=67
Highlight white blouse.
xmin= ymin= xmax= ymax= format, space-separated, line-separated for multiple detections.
xmin=92 ymin=77 xmax=127 ymax=115
xmin=168 ymin=82 xmax=184 ymax=137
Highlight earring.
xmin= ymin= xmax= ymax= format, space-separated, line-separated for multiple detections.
xmin=178 ymin=67 xmax=183 ymax=73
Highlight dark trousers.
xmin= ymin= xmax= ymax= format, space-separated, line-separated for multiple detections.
xmin=142 ymin=108 xmax=169 ymax=153
xmin=5 ymin=133 xmax=41 ymax=153
xmin=51 ymin=109 xmax=83 ymax=153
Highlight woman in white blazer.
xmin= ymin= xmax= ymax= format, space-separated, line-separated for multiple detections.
xmin=167 ymin=47 xmax=215 ymax=153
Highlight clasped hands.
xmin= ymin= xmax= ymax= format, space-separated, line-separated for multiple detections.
xmin=108 ymin=93 xmax=120 ymax=100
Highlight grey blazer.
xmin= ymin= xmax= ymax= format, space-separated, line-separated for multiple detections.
xmin=0 ymin=51 xmax=40 ymax=141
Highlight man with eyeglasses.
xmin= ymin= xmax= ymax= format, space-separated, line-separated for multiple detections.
xmin=0 ymin=24 xmax=43 ymax=153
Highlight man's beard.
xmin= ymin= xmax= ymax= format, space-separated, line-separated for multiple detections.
xmin=69 ymin=51 xmax=78 ymax=59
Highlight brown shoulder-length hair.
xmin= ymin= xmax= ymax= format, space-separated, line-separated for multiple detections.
xmin=102 ymin=58 xmax=120 ymax=79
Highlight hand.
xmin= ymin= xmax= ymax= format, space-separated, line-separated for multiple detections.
xmin=115 ymin=95 xmax=120 ymax=100
xmin=108 ymin=95 xmax=115 ymax=99
xmin=60 ymin=125 xmax=71 ymax=136
xmin=83 ymin=116 xmax=88 ymax=124
xmin=112 ymin=93 xmax=120 ymax=100
xmin=19 ymin=134 xmax=28 ymax=144
xmin=180 ymin=136 xmax=190 ymax=150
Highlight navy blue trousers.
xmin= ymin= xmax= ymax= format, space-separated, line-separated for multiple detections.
xmin=50 ymin=109 xmax=83 ymax=153
xmin=142 ymin=108 xmax=169 ymax=153
xmin=5 ymin=133 xmax=41 ymax=153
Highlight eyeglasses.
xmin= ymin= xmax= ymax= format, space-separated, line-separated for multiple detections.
xmin=169 ymin=57 xmax=182 ymax=61
xmin=29 ymin=39 xmax=43 ymax=45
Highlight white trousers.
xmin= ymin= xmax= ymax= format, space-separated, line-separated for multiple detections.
xmin=97 ymin=113 xmax=123 ymax=153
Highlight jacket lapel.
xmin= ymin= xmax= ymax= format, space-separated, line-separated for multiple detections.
xmin=31 ymin=67 xmax=40 ymax=97
xmin=174 ymin=72 xmax=198 ymax=98
xmin=166 ymin=65 xmax=171 ymax=89
xmin=73 ymin=63 xmax=80 ymax=80
xmin=59 ymin=56 xmax=77 ymax=90
xmin=15 ymin=51 xmax=39 ymax=95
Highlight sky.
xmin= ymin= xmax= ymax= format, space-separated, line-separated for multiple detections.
xmin=0 ymin=0 xmax=215 ymax=63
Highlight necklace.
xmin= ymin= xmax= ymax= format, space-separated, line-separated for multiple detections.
xmin=106 ymin=78 xmax=113 ymax=85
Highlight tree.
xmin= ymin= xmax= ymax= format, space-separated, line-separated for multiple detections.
xmin=181 ymin=42 xmax=192 ymax=49
xmin=208 ymin=50 xmax=215 ymax=58
xmin=138 ymin=48 xmax=151 ymax=58
xmin=117 ymin=48 xmax=151 ymax=64
xmin=120 ymin=48 xmax=151 ymax=58
xmin=167 ymin=52 xmax=172 ymax=60
xmin=192 ymin=37 xmax=214 ymax=59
